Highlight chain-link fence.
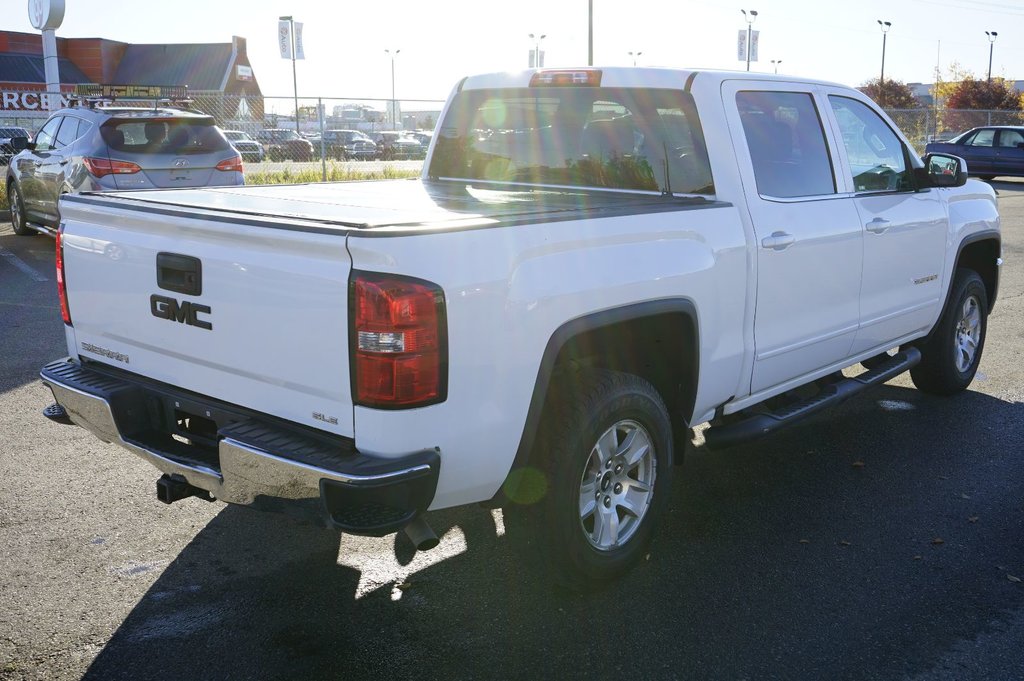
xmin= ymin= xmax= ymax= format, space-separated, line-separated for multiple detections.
xmin=885 ymin=108 xmax=1024 ymax=152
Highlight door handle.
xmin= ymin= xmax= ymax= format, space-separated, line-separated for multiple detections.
xmin=761 ymin=231 xmax=795 ymax=250
xmin=866 ymin=218 xmax=890 ymax=234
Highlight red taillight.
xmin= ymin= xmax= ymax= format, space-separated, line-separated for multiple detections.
xmin=83 ymin=157 xmax=141 ymax=178
xmin=529 ymin=69 xmax=602 ymax=87
xmin=55 ymin=227 xmax=71 ymax=325
xmin=351 ymin=272 xmax=446 ymax=408
xmin=215 ymin=155 xmax=244 ymax=173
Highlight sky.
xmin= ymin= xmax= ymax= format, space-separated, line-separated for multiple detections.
xmin=5 ymin=0 xmax=1024 ymax=104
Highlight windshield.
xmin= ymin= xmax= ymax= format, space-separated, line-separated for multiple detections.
xmin=428 ymin=87 xmax=714 ymax=194
xmin=271 ymin=130 xmax=300 ymax=141
xmin=101 ymin=119 xmax=229 ymax=155
xmin=224 ymin=131 xmax=252 ymax=141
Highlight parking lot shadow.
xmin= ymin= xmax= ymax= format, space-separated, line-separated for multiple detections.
xmin=81 ymin=384 xmax=1024 ymax=680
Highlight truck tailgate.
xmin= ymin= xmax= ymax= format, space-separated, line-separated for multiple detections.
xmin=59 ymin=200 xmax=354 ymax=437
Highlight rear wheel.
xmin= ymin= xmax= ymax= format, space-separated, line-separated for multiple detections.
xmin=979 ymin=175 xmax=996 ymax=181
xmin=910 ymin=269 xmax=988 ymax=395
xmin=530 ymin=369 xmax=673 ymax=590
xmin=8 ymin=182 xmax=34 ymax=236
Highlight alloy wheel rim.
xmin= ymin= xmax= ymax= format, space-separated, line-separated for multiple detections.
xmin=578 ymin=419 xmax=657 ymax=551
xmin=954 ymin=294 xmax=981 ymax=373
xmin=10 ymin=186 xmax=20 ymax=228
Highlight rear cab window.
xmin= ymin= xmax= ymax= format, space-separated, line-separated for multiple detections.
xmin=101 ymin=118 xmax=230 ymax=155
xmin=429 ymin=87 xmax=714 ymax=195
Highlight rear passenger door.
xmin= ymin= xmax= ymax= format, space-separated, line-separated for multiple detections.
xmin=36 ymin=115 xmax=81 ymax=224
xmin=723 ymin=81 xmax=864 ymax=394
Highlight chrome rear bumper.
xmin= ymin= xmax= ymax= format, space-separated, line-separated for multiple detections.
xmin=41 ymin=358 xmax=439 ymax=535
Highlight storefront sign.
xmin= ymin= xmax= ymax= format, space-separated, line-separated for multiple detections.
xmin=236 ymin=65 xmax=253 ymax=81
xmin=1 ymin=90 xmax=70 ymax=111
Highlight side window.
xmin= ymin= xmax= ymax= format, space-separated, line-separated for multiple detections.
xmin=966 ymin=129 xmax=995 ymax=147
xmin=736 ymin=91 xmax=835 ymax=198
xmin=829 ymin=96 xmax=913 ymax=193
xmin=33 ymin=116 xmax=63 ymax=152
xmin=998 ymin=130 xmax=1024 ymax=148
xmin=55 ymin=117 xmax=80 ymax=149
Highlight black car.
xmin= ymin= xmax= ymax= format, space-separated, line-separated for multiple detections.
xmin=924 ymin=126 xmax=1024 ymax=181
xmin=1 ymin=127 xmax=31 ymax=165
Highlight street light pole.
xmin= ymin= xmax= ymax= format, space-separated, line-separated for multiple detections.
xmin=628 ymin=50 xmax=643 ymax=66
xmin=985 ymin=31 xmax=998 ymax=83
xmin=588 ymin=0 xmax=593 ymax=66
xmin=385 ymin=48 xmax=400 ymax=131
xmin=280 ymin=15 xmax=300 ymax=135
xmin=877 ymin=20 xmax=891 ymax=83
xmin=741 ymin=10 xmax=758 ymax=72
xmin=771 ymin=59 xmax=782 ymax=74
xmin=529 ymin=33 xmax=547 ymax=68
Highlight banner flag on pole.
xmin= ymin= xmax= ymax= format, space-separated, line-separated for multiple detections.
xmin=278 ymin=21 xmax=292 ymax=59
xmin=750 ymin=30 xmax=759 ymax=62
xmin=293 ymin=22 xmax=305 ymax=60
xmin=737 ymin=30 xmax=747 ymax=61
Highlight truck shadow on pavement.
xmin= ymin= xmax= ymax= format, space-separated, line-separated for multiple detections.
xmin=83 ymin=384 xmax=1024 ymax=680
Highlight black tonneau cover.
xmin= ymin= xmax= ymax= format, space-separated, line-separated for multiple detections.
xmin=63 ymin=179 xmax=719 ymax=236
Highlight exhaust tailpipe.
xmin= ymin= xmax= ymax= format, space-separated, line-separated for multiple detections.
xmin=403 ymin=515 xmax=439 ymax=552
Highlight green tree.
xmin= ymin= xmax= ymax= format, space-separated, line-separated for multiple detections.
xmin=859 ymin=78 xmax=922 ymax=109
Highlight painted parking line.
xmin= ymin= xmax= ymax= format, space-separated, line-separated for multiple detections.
xmin=0 ymin=248 xmax=49 ymax=282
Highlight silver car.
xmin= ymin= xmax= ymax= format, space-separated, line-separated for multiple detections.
xmin=6 ymin=105 xmax=243 ymax=237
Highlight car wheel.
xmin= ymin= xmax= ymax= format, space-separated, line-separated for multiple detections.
xmin=527 ymin=368 xmax=673 ymax=590
xmin=979 ymin=175 xmax=996 ymax=181
xmin=8 ymin=182 xmax=34 ymax=236
xmin=910 ymin=269 xmax=988 ymax=395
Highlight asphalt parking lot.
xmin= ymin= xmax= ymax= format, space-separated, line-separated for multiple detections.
xmin=1 ymin=181 xmax=1023 ymax=680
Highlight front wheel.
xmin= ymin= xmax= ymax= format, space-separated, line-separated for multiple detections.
xmin=8 ymin=182 xmax=34 ymax=236
xmin=910 ymin=269 xmax=988 ymax=395
xmin=531 ymin=369 xmax=673 ymax=590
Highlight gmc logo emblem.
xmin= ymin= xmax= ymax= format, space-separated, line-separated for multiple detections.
xmin=150 ymin=294 xmax=212 ymax=330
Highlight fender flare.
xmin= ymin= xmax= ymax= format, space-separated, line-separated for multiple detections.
xmin=498 ymin=298 xmax=700 ymax=501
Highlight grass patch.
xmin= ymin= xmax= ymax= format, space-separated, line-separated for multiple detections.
xmin=244 ymin=163 xmax=420 ymax=185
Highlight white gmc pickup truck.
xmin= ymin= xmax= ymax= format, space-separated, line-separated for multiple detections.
xmin=41 ymin=68 xmax=1001 ymax=588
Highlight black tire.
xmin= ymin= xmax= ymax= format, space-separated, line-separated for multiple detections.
xmin=527 ymin=368 xmax=673 ymax=590
xmin=979 ymin=175 xmax=996 ymax=181
xmin=8 ymin=181 xmax=34 ymax=236
xmin=910 ymin=269 xmax=988 ymax=395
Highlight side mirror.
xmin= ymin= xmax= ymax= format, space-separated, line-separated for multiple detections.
xmin=11 ymin=136 xmax=32 ymax=152
xmin=922 ymin=152 xmax=967 ymax=188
